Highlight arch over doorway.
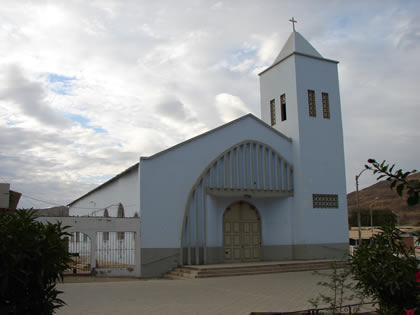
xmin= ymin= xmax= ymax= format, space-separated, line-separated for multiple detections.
xmin=180 ymin=139 xmax=293 ymax=266
xmin=223 ymin=201 xmax=262 ymax=262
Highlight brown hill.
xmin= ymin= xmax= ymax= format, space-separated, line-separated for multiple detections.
xmin=347 ymin=172 xmax=420 ymax=226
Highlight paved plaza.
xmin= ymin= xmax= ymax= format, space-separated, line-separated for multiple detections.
xmin=56 ymin=271 xmax=334 ymax=315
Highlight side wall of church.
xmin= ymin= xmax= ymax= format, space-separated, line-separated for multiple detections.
xmin=139 ymin=116 xmax=293 ymax=277
xmin=69 ymin=167 xmax=140 ymax=218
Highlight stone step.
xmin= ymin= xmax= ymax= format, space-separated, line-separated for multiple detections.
xmin=163 ymin=274 xmax=188 ymax=280
xmin=194 ymin=265 xmax=333 ymax=278
xmin=164 ymin=260 xmax=345 ymax=280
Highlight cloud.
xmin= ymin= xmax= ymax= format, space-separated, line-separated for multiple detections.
xmin=156 ymin=96 xmax=188 ymax=121
xmin=0 ymin=65 xmax=70 ymax=128
xmin=214 ymin=93 xmax=250 ymax=123
xmin=0 ymin=0 xmax=419 ymax=209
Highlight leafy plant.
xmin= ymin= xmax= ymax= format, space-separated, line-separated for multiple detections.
xmin=349 ymin=223 xmax=419 ymax=314
xmin=0 ymin=210 xmax=71 ymax=314
xmin=365 ymin=159 xmax=419 ymax=205
xmin=309 ymin=261 xmax=365 ymax=313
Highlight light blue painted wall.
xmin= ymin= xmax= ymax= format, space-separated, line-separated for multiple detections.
xmin=259 ymin=53 xmax=348 ymax=246
xmin=139 ymin=116 xmax=293 ymax=249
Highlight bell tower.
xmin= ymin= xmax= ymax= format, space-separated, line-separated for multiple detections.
xmin=259 ymin=27 xmax=348 ymax=258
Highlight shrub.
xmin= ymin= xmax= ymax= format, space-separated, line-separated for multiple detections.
xmin=0 ymin=210 xmax=71 ymax=314
xmin=349 ymin=223 xmax=419 ymax=314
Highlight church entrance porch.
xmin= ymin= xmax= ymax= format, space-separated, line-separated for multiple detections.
xmin=223 ymin=201 xmax=262 ymax=263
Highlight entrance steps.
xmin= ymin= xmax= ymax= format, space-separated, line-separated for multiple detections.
xmin=164 ymin=259 xmax=345 ymax=280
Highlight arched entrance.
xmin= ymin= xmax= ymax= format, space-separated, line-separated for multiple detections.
xmin=223 ymin=201 xmax=262 ymax=262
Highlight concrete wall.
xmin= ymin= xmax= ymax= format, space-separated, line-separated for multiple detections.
xmin=69 ymin=166 xmax=139 ymax=218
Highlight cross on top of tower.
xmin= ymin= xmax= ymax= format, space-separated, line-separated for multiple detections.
xmin=289 ymin=17 xmax=297 ymax=32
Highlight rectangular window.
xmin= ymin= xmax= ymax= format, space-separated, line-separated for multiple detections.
xmin=103 ymin=232 xmax=109 ymax=242
xmin=270 ymin=99 xmax=276 ymax=126
xmin=280 ymin=94 xmax=287 ymax=121
xmin=322 ymin=92 xmax=330 ymax=119
xmin=308 ymin=90 xmax=316 ymax=117
xmin=313 ymin=194 xmax=339 ymax=208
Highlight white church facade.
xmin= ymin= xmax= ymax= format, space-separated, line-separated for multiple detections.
xmin=69 ymin=31 xmax=349 ymax=277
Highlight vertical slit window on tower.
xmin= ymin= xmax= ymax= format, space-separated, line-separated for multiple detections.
xmin=322 ymin=92 xmax=330 ymax=119
xmin=308 ymin=90 xmax=316 ymax=117
xmin=270 ymin=99 xmax=276 ymax=126
xmin=280 ymin=94 xmax=287 ymax=121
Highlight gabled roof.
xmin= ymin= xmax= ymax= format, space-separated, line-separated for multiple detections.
xmin=141 ymin=113 xmax=291 ymax=161
xmin=259 ymin=31 xmax=338 ymax=76
xmin=68 ymin=114 xmax=291 ymax=206
xmin=68 ymin=163 xmax=139 ymax=206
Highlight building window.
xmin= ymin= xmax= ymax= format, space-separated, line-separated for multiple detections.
xmin=313 ymin=194 xmax=339 ymax=208
xmin=117 ymin=203 xmax=125 ymax=217
xmin=322 ymin=92 xmax=330 ymax=119
xmin=103 ymin=232 xmax=109 ymax=242
xmin=270 ymin=99 xmax=276 ymax=126
xmin=308 ymin=90 xmax=316 ymax=117
xmin=280 ymin=94 xmax=287 ymax=121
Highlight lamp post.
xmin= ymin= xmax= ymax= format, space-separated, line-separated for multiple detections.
xmin=355 ymin=168 xmax=369 ymax=245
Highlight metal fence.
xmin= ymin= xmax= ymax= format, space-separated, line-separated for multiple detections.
xmin=250 ymin=302 xmax=378 ymax=315
xmin=96 ymin=232 xmax=136 ymax=268
xmin=66 ymin=232 xmax=92 ymax=275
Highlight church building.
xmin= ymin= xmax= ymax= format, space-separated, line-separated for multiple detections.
xmin=69 ymin=30 xmax=349 ymax=277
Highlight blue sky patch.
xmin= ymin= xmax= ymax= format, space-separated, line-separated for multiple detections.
xmin=66 ymin=113 xmax=107 ymax=134
xmin=46 ymin=73 xmax=76 ymax=95
xmin=224 ymin=47 xmax=257 ymax=72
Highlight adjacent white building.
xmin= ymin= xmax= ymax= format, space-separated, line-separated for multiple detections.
xmin=69 ymin=30 xmax=349 ymax=277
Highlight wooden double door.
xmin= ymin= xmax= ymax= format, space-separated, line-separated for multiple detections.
xmin=223 ymin=201 xmax=262 ymax=262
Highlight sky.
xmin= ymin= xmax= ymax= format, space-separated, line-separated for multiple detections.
xmin=0 ymin=0 xmax=419 ymax=209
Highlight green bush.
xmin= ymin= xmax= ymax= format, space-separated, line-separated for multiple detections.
xmin=349 ymin=223 xmax=419 ymax=314
xmin=0 ymin=210 xmax=71 ymax=314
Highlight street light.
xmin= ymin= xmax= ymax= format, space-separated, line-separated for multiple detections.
xmin=355 ymin=168 xmax=370 ymax=245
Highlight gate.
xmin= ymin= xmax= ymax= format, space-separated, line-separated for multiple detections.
xmin=66 ymin=232 xmax=92 ymax=275
xmin=96 ymin=232 xmax=136 ymax=268
xmin=36 ymin=216 xmax=141 ymax=277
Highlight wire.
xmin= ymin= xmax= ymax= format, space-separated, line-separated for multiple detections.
xmin=20 ymin=194 xmax=68 ymax=207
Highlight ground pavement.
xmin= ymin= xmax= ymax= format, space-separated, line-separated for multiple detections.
xmin=56 ymin=271 xmax=351 ymax=315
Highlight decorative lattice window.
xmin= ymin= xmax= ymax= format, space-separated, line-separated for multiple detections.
xmin=280 ymin=94 xmax=287 ymax=121
xmin=313 ymin=194 xmax=339 ymax=208
xmin=270 ymin=99 xmax=276 ymax=126
xmin=322 ymin=92 xmax=330 ymax=119
xmin=308 ymin=90 xmax=316 ymax=117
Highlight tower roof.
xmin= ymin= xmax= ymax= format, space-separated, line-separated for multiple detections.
xmin=272 ymin=31 xmax=323 ymax=65
xmin=259 ymin=31 xmax=338 ymax=76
